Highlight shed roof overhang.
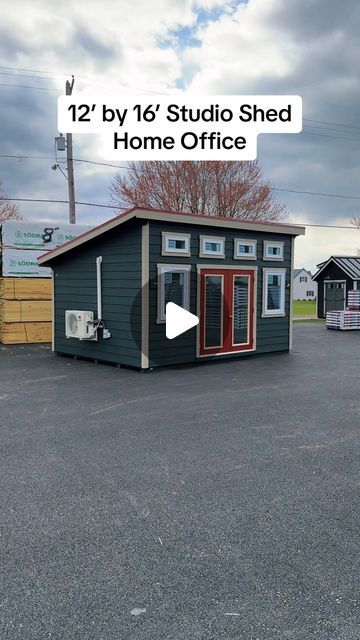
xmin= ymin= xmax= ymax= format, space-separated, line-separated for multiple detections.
xmin=38 ymin=206 xmax=305 ymax=266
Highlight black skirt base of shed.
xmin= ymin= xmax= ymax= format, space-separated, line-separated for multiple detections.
xmin=54 ymin=345 xmax=290 ymax=372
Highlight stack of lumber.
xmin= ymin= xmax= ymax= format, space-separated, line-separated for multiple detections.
xmin=0 ymin=277 xmax=52 ymax=344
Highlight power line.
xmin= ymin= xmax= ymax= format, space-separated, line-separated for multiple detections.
xmin=0 ymin=66 xmax=359 ymax=123
xmin=0 ymin=71 xmax=60 ymax=81
xmin=0 ymin=154 xmax=127 ymax=170
xmin=1 ymin=69 xmax=360 ymax=140
xmin=0 ymin=196 xmax=122 ymax=210
xmin=0 ymin=66 xmax=151 ymax=93
xmin=2 ymin=83 xmax=360 ymax=141
xmin=294 ymin=223 xmax=356 ymax=230
xmin=0 ymin=65 xmax=68 ymax=76
xmin=303 ymin=123 xmax=360 ymax=135
xmin=1 ymin=65 xmax=360 ymax=131
xmin=74 ymin=158 xmax=127 ymax=169
xmin=0 ymin=83 xmax=61 ymax=92
xmin=0 ymin=196 xmax=359 ymax=229
xmin=271 ymin=187 xmax=360 ymax=201
xmin=301 ymin=130 xmax=360 ymax=143
xmin=1 ymin=155 xmax=360 ymax=201
xmin=303 ymin=118 xmax=360 ymax=131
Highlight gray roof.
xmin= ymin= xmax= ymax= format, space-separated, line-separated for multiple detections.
xmin=313 ymin=256 xmax=360 ymax=280
xmin=293 ymin=268 xmax=312 ymax=279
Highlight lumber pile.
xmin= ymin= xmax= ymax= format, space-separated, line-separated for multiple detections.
xmin=0 ymin=277 xmax=52 ymax=300
xmin=0 ymin=277 xmax=52 ymax=344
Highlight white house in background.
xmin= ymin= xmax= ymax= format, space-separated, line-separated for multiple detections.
xmin=293 ymin=268 xmax=317 ymax=300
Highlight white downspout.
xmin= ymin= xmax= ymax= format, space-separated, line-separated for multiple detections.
xmin=96 ymin=256 xmax=103 ymax=321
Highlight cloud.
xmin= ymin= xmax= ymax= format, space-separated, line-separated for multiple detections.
xmin=0 ymin=0 xmax=359 ymax=271
xmin=184 ymin=0 xmax=300 ymax=92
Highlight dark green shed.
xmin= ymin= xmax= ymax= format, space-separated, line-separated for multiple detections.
xmin=38 ymin=207 xmax=305 ymax=370
xmin=312 ymin=256 xmax=360 ymax=318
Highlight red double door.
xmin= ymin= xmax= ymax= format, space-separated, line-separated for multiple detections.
xmin=199 ymin=268 xmax=255 ymax=356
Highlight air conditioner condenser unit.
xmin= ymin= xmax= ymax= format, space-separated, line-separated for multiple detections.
xmin=65 ymin=310 xmax=97 ymax=340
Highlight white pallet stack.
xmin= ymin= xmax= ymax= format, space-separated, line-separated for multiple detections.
xmin=326 ymin=289 xmax=360 ymax=330
xmin=347 ymin=290 xmax=360 ymax=310
xmin=326 ymin=310 xmax=360 ymax=330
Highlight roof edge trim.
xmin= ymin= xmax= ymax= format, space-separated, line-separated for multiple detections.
xmin=38 ymin=207 xmax=305 ymax=265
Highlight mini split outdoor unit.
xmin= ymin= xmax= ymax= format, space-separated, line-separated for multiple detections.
xmin=65 ymin=310 xmax=97 ymax=340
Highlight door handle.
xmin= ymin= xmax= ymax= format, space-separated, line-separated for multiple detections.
xmin=228 ymin=315 xmax=233 ymax=319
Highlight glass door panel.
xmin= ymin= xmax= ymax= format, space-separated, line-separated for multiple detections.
xmin=204 ymin=275 xmax=223 ymax=348
xmin=233 ymin=275 xmax=249 ymax=345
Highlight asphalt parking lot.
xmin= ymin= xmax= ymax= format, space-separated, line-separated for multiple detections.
xmin=0 ymin=322 xmax=359 ymax=640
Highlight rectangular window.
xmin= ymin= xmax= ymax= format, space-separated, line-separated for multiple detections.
xmin=306 ymin=290 xmax=314 ymax=296
xmin=162 ymin=232 xmax=191 ymax=256
xmin=300 ymin=276 xmax=307 ymax=283
xmin=157 ymin=264 xmax=191 ymax=322
xmin=234 ymin=238 xmax=257 ymax=260
xmin=263 ymin=240 xmax=284 ymax=261
xmin=262 ymin=268 xmax=286 ymax=316
xmin=199 ymin=235 xmax=225 ymax=258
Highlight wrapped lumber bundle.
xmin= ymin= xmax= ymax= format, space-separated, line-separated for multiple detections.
xmin=0 ymin=277 xmax=52 ymax=344
xmin=0 ymin=221 xmax=91 ymax=345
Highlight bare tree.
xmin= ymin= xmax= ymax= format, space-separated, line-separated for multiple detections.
xmin=350 ymin=216 xmax=360 ymax=255
xmin=350 ymin=216 xmax=360 ymax=231
xmin=0 ymin=180 xmax=21 ymax=223
xmin=110 ymin=161 xmax=287 ymax=221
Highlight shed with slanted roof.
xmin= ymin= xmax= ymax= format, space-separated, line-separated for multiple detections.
xmin=38 ymin=207 xmax=305 ymax=370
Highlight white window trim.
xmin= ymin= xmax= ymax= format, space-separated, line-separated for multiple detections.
xmin=262 ymin=268 xmax=286 ymax=317
xmin=263 ymin=240 xmax=284 ymax=261
xmin=234 ymin=238 xmax=257 ymax=260
xmin=161 ymin=232 xmax=191 ymax=257
xmin=199 ymin=235 xmax=225 ymax=259
xmin=157 ymin=264 xmax=191 ymax=323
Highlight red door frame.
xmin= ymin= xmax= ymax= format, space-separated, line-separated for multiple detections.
xmin=199 ymin=268 xmax=255 ymax=356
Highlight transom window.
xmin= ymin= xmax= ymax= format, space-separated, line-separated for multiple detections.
xmin=199 ymin=235 xmax=225 ymax=258
xmin=234 ymin=238 xmax=257 ymax=260
xmin=157 ymin=264 xmax=191 ymax=322
xmin=263 ymin=241 xmax=284 ymax=261
xmin=162 ymin=232 xmax=191 ymax=257
xmin=263 ymin=268 xmax=286 ymax=316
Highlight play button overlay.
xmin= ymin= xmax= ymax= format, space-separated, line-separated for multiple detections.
xmin=165 ymin=303 xmax=199 ymax=339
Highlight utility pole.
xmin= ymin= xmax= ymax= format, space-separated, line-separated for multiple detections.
xmin=66 ymin=76 xmax=76 ymax=223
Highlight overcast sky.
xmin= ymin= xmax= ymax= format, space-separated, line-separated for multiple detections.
xmin=1 ymin=0 xmax=359 ymax=272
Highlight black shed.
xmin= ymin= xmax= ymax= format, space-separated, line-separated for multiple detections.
xmin=38 ymin=207 xmax=305 ymax=370
xmin=312 ymin=256 xmax=360 ymax=318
